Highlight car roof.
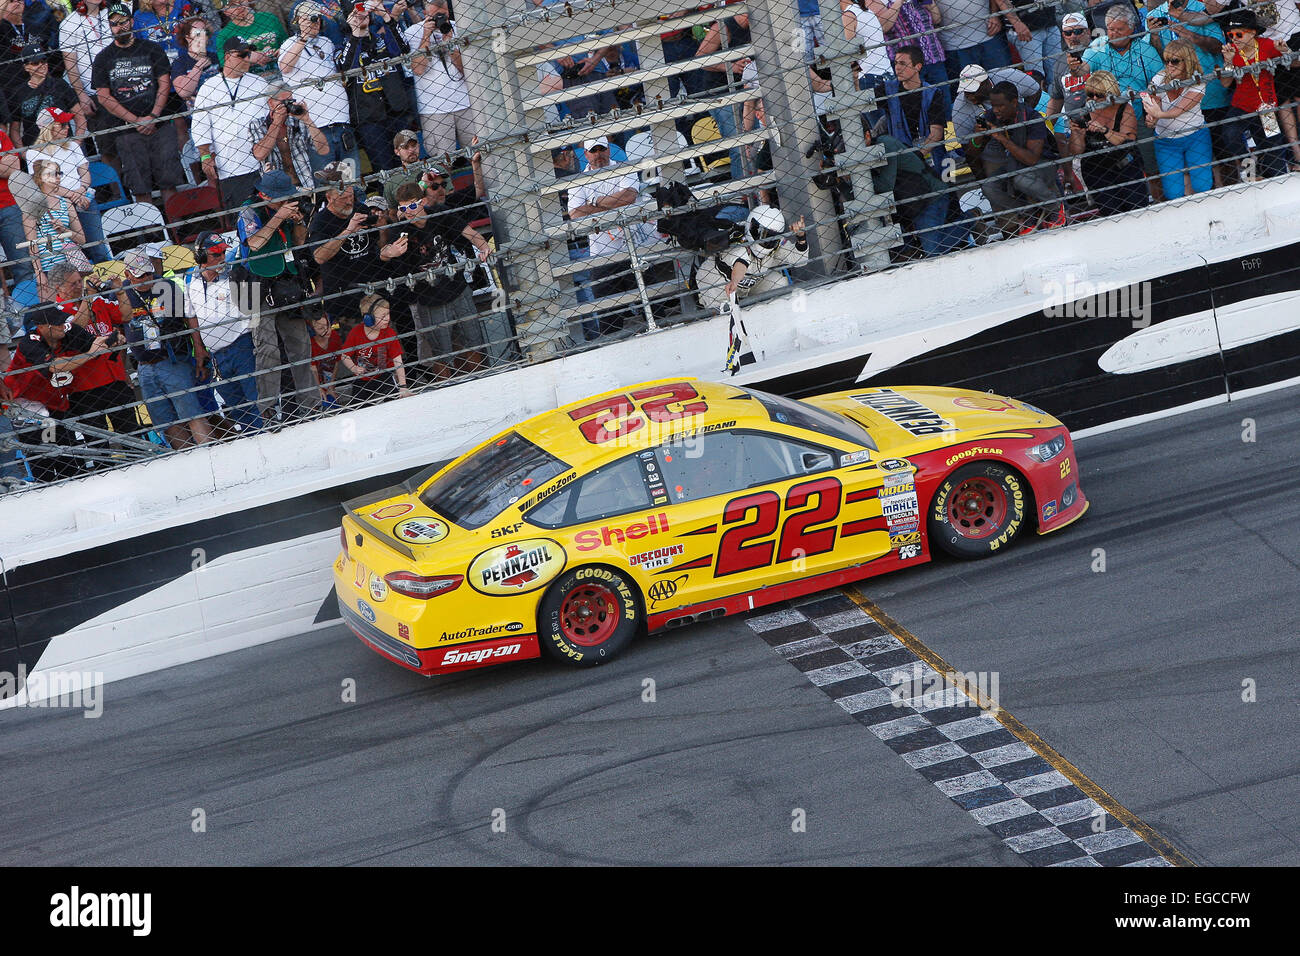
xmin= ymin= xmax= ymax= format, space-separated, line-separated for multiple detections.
xmin=516 ymin=378 xmax=770 ymax=464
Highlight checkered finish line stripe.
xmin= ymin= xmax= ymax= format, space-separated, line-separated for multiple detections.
xmin=747 ymin=590 xmax=1188 ymax=868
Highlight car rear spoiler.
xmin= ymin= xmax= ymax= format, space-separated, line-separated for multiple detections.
xmin=343 ymin=484 xmax=416 ymax=560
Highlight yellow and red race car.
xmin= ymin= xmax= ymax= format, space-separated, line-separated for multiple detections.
xmin=334 ymin=379 xmax=1087 ymax=674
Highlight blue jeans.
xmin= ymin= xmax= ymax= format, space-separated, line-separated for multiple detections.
xmin=710 ymin=101 xmax=744 ymax=179
xmin=0 ymin=203 xmax=33 ymax=284
xmin=137 ymin=355 xmax=205 ymax=431
xmin=78 ymin=198 xmax=112 ymax=263
xmin=312 ymin=123 xmax=364 ymax=180
xmin=910 ymin=195 xmax=965 ymax=257
xmin=1015 ymin=26 xmax=1063 ymax=73
xmin=1154 ymin=127 xmax=1214 ymax=198
xmin=212 ymin=332 xmax=264 ymax=431
xmin=946 ymin=36 xmax=1012 ymax=80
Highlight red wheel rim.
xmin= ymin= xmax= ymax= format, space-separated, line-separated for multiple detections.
xmin=947 ymin=477 xmax=1008 ymax=539
xmin=559 ymin=583 xmax=620 ymax=647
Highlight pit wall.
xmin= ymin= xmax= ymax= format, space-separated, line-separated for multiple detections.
xmin=4 ymin=176 xmax=1299 ymax=699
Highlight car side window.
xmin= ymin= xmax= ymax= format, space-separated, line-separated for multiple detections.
xmin=527 ymin=454 xmax=652 ymax=527
xmin=653 ymin=430 xmax=835 ymax=504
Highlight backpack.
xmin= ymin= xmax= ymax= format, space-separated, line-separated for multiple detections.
xmin=652 ymin=180 xmax=745 ymax=254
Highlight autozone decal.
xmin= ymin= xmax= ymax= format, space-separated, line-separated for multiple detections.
xmin=575 ymin=513 xmax=670 ymax=551
xmin=468 ymin=539 xmax=567 ymax=595
xmin=850 ymin=390 xmax=955 ymax=436
xmin=517 ymin=472 xmax=577 ymax=513
xmin=629 ymin=544 xmax=684 ymax=569
xmin=441 ymin=642 xmax=524 ymax=666
xmin=439 ymin=622 xmax=525 ymax=642
xmin=945 ymin=446 xmax=1004 ymax=467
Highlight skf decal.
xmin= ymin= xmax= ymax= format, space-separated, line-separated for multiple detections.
xmin=491 ymin=522 xmax=523 ymax=538
xmin=648 ymin=575 xmax=686 ymax=606
xmin=370 ymin=503 xmax=414 ymax=520
xmin=629 ymin=544 xmax=684 ymax=570
xmin=1042 ymin=500 xmax=1059 ymax=521
xmin=439 ymin=622 xmax=525 ymax=643
xmin=944 ymin=446 xmax=1003 ymax=467
xmin=395 ymin=517 xmax=449 ymax=543
xmin=368 ymin=573 xmax=388 ymax=602
xmin=575 ymin=513 xmax=670 ymax=551
xmin=468 ymin=539 xmax=567 ymax=595
xmin=517 ymin=471 xmax=577 ymax=512
xmin=850 ymin=389 xmax=955 ymax=436
xmin=952 ymin=395 xmax=1016 ymax=412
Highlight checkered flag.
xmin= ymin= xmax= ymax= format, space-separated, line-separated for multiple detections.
xmin=723 ymin=295 xmax=755 ymax=376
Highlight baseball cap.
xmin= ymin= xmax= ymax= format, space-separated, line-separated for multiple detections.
xmin=424 ymin=161 xmax=450 ymax=180
xmin=364 ymin=193 xmax=388 ymax=209
xmin=256 ymin=169 xmax=297 ymax=200
xmin=21 ymin=43 xmax=47 ymax=60
xmin=106 ymin=2 xmax=133 ymax=21
xmin=36 ymin=107 xmax=74 ymax=129
xmin=294 ymin=0 xmax=325 ymax=18
xmin=1061 ymin=12 xmax=1088 ymax=28
xmin=123 ymin=251 xmax=154 ymax=277
xmin=24 ymin=305 xmax=69 ymax=335
xmin=142 ymin=241 xmax=166 ymax=260
xmin=393 ymin=129 xmax=419 ymax=148
xmin=223 ymin=36 xmax=252 ymax=55
xmin=195 ymin=231 xmax=229 ymax=260
xmin=583 ymin=136 xmax=610 ymax=151
xmin=1224 ymin=8 xmax=1261 ymax=32
xmin=957 ymin=65 xmax=989 ymax=95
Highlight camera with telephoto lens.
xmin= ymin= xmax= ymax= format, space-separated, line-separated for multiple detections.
xmin=805 ymin=119 xmax=845 ymax=193
xmin=432 ymin=12 xmax=452 ymax=34
xmin=286 ymin=100 xmax=306 ymax=116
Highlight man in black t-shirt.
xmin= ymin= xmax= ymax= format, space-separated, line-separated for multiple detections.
xmin=380 ymin=179 xmax=491 ymax=382
xmin=91 ymin=2 xmax=184 ymax=203
xmin=9 ymin=43 xmax=81 ymax=146
xmin=309 ymin=163 xmax=382 ymax=324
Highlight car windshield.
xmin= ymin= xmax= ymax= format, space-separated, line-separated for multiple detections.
xmin=742 ymin=388 xmax=876 ymax=449
xmin=418 ymin=432 xmax=570 ymax=529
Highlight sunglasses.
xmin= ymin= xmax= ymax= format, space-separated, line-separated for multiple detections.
xmin=1164 ymin=57 xmax=1183 ymax=64
xmin=1227 ymin=30 xmax=1252 ymax=38
xmin=398 ymin=200 xmax=424 ymax=212
xmin=303 ymin=14 xmax=321 ymax=22
xmin=1063 ymin=27 xmax=1088 ymax=35
xmin=426 ymin=178 xmax=446 ymax=189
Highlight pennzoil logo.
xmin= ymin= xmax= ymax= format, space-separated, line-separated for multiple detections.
xmin=395 ymin=517 xmax=449 ymax=543
xmin=469 ymin=539 xmax=567 ymax=595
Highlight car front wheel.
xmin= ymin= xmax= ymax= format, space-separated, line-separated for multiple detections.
xmin=928 ymin=462 xmax=1029 ymax=559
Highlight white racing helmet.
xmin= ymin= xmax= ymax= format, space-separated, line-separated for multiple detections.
xmin=745 ymin=204 xmax=786 ymax=257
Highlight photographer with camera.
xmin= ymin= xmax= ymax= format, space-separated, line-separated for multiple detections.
xmin=310 ymin=161 xmax=382 ymax=325
xmin=338 ymin=0 xmax=412 ymax=172
xmin=251 ymin=83 xmax=333 ymax=188
xmin=46 ymin=262 xmax=140 ymax=441
xmin=381 ymin=179 xmax=490 ymax=383
xmin=404 ymin=0 xmax=476 ymax=154
xmin=969 ymin=80 xmax=1065 ymax=235
xmin=279 ymin=1 xmax=361 ymax=178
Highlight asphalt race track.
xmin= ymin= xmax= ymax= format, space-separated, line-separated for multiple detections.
xmin=2 ymin=387 xmax=1297 ymax=866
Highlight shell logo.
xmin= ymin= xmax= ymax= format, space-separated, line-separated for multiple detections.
xmin=468 ymin=540 xmax=567 ymax=596
xmin=952 ymin=395 xmax=1016 ymax=412
xmin=370 ymin=503 xmax=415 ymax=520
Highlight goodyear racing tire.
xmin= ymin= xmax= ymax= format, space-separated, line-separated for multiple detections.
xmin=538 ymin=566 xmax=641 ymax=667
xmin=928 ymin=462 xmax=1029 ymax=559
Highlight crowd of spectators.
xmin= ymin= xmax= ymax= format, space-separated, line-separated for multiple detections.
xmin=2 ymin=0 xmax=1299 ymax=489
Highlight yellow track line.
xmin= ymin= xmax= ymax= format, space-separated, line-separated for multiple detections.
xmin=842 ymin=586 xmax=1196 ymax=868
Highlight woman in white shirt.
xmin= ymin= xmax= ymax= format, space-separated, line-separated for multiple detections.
xmin=25 ymin=108 xmax=111 ymax=263
xmin=1141 ymin=39 xmax=1212 ymax=198
xmin=841 ymin=0 xmax=898 ymax=90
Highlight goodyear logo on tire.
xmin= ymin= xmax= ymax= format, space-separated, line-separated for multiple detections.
xmin=469 ymin=539 xmax=567 ymax=596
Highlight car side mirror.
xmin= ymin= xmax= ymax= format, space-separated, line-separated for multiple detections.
xmin=801 ymin=451 xmax=833 ymax=472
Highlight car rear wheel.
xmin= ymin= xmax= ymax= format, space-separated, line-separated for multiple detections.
xmin=928 ymin=462 xmax=1029 ymax=559
xmin=539 ymin=566 xmax=641 ymax=666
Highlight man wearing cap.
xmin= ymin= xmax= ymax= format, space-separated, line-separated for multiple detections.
xmin=8 ymin=43 xmax=84 ymax=147
xmin=91 ymin=3 xmax=186 ymax=205
xmin=338 ymin=0 xmax=411 ymax=172
xmin=310 ymin=161 xmax=379 ymax=322
xmin=45 ymin=261 xmax=140 ymax=441
xmin=2 ymin=305 xmax=112 ymax=480
xmin=405 ymin=0 xmax=476 ymax=154
xmin=278 ymin=1 xmax=359 ymax=177
xmin=192 ymin=36 xmax=271 ymax=207
xmin=381 ymin=129 xmax=425 ymax=209
xmin=566 ymin=135 xmax=649 ymax=340
xmin=952 ymin=63 xmax=1044 ymax=143
xmin=186 ymin=230 xmax=263 ymax=432
xmin=235 ymin=168 xmax=316 ymax=420
xmin=214 ymin=0 xmax=288 ymax=75
xmin=250 ymin=82 xmax=331 ymax=188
